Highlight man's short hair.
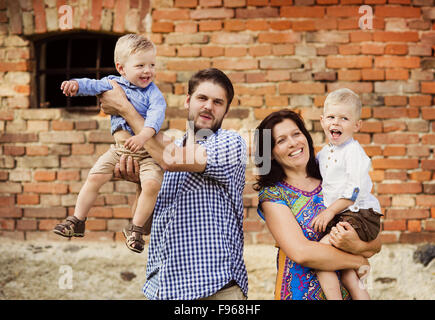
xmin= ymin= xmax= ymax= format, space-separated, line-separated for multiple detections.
xmin=188 ymin=68 xmax=234 ymax=111
xmin=114 ymin=34 xmax=155 ymax=65
xmin=324 ymin=88 xmax=362 ymax=119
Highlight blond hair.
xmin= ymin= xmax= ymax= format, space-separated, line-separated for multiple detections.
xmin=324 ymin=88 xmax=362 ymax=118
xmin=114 ymin=34 xmax=155 ymax=65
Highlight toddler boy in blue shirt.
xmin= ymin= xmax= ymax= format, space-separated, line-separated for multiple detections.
xmin=53 ymin=34 xmax=166 ymax=253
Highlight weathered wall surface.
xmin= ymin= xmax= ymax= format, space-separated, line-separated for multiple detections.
xmin=0 ymin=0 xmax=434 ymax=244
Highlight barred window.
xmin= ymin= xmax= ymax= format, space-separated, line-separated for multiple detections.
xmin=33 ymin=32 xmax=118 ymax=109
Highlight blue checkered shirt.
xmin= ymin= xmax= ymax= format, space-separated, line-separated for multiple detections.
xmin=142 ymin=129 xmax=248 ymax=300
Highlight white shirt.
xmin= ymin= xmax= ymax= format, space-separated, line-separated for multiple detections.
xmin=317 ymin=138 xmax=381 ymax=213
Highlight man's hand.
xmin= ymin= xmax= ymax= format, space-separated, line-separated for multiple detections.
xmin=311 ymin=208 xmax=336 ymax=233
xmin=61 ymin=80 xmax=79 ymax=97
xmin=114 ymin=154 xmax=140 ymax=183
xmin=99 ymin=79 xmax=128 ymax=116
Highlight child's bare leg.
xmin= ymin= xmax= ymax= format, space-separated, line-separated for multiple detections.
xmin=74 ymin=173 xmax=112 ymax=221
xmin=316 ymin=234 xmax=343 ymax=300
xmin=132 ymin=179 xmax=161 ymax=228
xmin=341 ymin=269 xmax=370 ymax=300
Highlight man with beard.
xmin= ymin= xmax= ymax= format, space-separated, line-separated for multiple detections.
xmin=99 ymin=68 xmax=248 ymax=300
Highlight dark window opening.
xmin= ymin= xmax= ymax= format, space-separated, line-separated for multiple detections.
xmin=34 ymin=33 xmax=118 ymax=109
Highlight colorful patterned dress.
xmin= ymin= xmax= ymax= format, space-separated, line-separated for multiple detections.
xmin=258 ymin=181 xmax=350 ymax=300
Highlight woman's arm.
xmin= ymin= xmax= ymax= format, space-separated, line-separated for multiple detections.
xmin=262 ymin=201 xmax=369 ymax=271
xmin=99 ymin=80 xmax=207 ymax=172
xmin=329 ymin=221 xmax=382 ymax=258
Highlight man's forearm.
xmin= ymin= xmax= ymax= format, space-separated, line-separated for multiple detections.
xmin=118 ymin=100 xmax=145 ymax=135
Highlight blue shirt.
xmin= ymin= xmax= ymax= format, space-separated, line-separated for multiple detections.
xmin=143 ymin=129 xmax=248 ymax=300
xmin=73 ymin=75 xmax=166 ymax=135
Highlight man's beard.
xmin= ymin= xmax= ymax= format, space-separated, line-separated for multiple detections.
xmin=188 ymin=111 xmax=223 ymax=135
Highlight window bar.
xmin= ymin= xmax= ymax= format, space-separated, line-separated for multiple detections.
xmin=66 ymin=38 xmax=72 ymax=108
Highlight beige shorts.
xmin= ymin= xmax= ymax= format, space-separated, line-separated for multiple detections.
xmin=89 ymin=142 xmax=164 ymax=185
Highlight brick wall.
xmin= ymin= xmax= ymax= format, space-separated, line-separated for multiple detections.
xmin=0 ymin=0 xmax=434 ymax=244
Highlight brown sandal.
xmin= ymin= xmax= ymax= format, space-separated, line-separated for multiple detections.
xmin=122 ymin=223 xmax=145 ymax=253
xmin=53 ymin=216 xmax=86 ymax=238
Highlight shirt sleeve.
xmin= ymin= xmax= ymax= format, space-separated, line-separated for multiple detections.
xmin=73 ymin=77 xmax=112 ymax=96
xmin=257 ymin=185 xmax=286 ymax=220
xmin=143 ymin=84 xmax=167 ymax=134
xmin=340 ymin=143 xmax=370 ymax=202
xmin=201 ymin=131 xmax=247 ymax=186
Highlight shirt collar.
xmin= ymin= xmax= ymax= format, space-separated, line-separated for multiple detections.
xmin=328 ymin=137 xmax=354 ymax=150
xmin=180 ymin=128 xmax=221 ymax=147
xmin=118 ymin=76 xmax=140 ymax=89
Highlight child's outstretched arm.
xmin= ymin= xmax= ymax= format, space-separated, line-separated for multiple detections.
xmin=311 ymin=198 xmax=354 ymax=233
xmin=60 ymin=80 xmax=79 ymax=96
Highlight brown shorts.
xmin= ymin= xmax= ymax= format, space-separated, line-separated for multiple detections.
xmin=325 ymin=208 xmax=383 ymax=242
xmin=89 ymin=142 xmax=164 ymax=185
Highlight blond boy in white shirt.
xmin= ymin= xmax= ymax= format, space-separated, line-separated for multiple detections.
xmin=312 ymin=88 xmax=383 ymax=300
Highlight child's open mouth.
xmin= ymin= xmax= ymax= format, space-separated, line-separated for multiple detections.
xmin=330 ymin=129 xmax=342 ymax=139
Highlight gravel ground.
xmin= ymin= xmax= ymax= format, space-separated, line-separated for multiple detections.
xmin=1 ymin=239 xmax=433 ymax=300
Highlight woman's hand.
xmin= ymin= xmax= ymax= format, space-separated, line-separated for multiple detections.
xmin=329 ymin=221 xmax=363 ymax=254
xmin=99 ymin=80 xmax=128 ymax=116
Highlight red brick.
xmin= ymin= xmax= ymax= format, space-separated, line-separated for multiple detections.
xmin=410 ymin=171 xmax=432 ymax=182
xmin=199 ymin=20 xmax=222 ymax=31
xmin=399 ymin=232 xmax=435 ymax=244
xmin=0 ymin=196 xmax=15 ymax=207
xmin=191 ymin=8 xmax=234 ymax=19
xmin=385 ymin=69 xmax=409 ymax=80
xmin=350 ymin=31 xmax=372 ymax=42
xmin=384 ymin=95 xmax=407 ymax=106
xmin=407 ymin=221 xmax=421 ymax=233
xmin=326 ymin=56 xmax=372 ymax=68
xmin=17 ymin=220 xmax=37 ymax=231
xmin=378 ymin=182 xmax=422 ymax=194
xmin=166 ymin=60 xmax=211 ymax=71
xmin=33 ymin=0 xmax=47 ymax=33
xmin=23 ymin=183 xmax=68 ymax=194
xmin=375 ymin=6 xmax=420 ymax=18
xmin=0 ymin=61 xmax=29 ymax=72
xmin=361 ymin=44 xmax=384 ymax=55
xmin=421 ymin=82 xmax=435 ymax=94
xmin=24 ymin=207 xmax=66 ymax=218
xmin=86 ymin=219 xmax=107 ymax=231
xmin=385 ymin=44 xmax=408 ymax=55
xmin=387 ymin=209 xmax=429 ymax=220
xmin=338 ymin=70 xmax=361 ymax=81
xmin=409 ymin=95 xmax=432 ymax=107
xmin=0 ymin=219 xmax=15 ymax=231
xmin=3 ymin=145 xmax=25 ymax=156
xmin=421 ymin=107 xmax=435 ymax=120
xmin=375 ymin=56 xmax=420 ymax=68
xmin=361 ymin=69 xmax=384 ymax=81
xmin=269 ymin=20 xmax=291 ymax=31
xmin=113 ymin=0 xmax=128 ymax=32
xmin=17 ymin=194 xmax=39 ymax=205
xmin=112 ymin=207 xmax=132 ymax=218
xmin=373 ymin=32 xmax=419 ymax=42
xmin=152 ymin=22 xmax=175 ymax=33
xmin=0 ymin=207 xmax=22 ymax=218
xmin=90 ymin=0 xmax=103 ymax=30
xmin=175 ymin=0 xmax=197 ymax=7
xmin=281 ymin=6 xmax=325 ymax=18
xmin=246 ymin=20 xmax=269 ymax=31
xmin=279 ymin=82 xmax=325 ymax=94
xmin=34 ymin=171 xmax=56 ymax=181
xmin=88 ymin=207 xmax=113 ymax=218
xmin=26 ymin=145 xmax=49 ymax=156
xmin=258 ymin=32 xmax=300 ymax=44
xmin=153 ymin=9 xmax=190 ymax=20
xmin=383 ymin=219 xmax=406 ymax=231
xmin=213 ymin=59 xmax=257 ymax=70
